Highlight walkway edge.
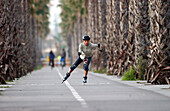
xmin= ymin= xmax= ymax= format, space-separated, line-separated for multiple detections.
xmin=88 ymin=71 xmax=170 ymax=98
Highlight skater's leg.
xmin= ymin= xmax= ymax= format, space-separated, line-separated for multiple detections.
xmin=62 ymin=69 xmax=72 ymax=80
xmin=68 ymin=69 xmax=72 ymax=74
xmin=83 ymin=70 xmax=88 ymax=83
xmin=84 ymin=70 xmax=88 ymax=77
xmin=69 ymin=57 xmax=83 ymax=73
xmin=62 ymin=57 xmax=83 ymax=82
xmin=83 ymin=57 xmax=92 ymax=75
xmin=83 ymin=57 xmax=92 ymax=83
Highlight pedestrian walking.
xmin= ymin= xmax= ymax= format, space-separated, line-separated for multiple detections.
xmin=49 ymin=50 xmax=55 ymax=68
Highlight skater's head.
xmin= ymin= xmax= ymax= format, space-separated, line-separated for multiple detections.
xmin=82 ymin=35 xmax=90 ymax=46
xmin=83 ymin=40 xmax=90 ymax=46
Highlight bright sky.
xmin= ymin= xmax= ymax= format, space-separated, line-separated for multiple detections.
xmin=49 ymin=0 xmax=61 ymax=31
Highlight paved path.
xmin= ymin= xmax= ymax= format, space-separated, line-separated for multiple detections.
xmin=0 ymin=67 xmax=170 ymax=111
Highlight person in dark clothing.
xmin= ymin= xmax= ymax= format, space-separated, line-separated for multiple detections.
xmin=60 ymin=48 xmax=66 ymax=67
xmin=49 ymin=50 xmax=55 ymax=68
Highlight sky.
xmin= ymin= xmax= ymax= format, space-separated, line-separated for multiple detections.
xmin=41 ymin=0 xmax=62 ymax=55
xmin=49 ymin=0 xmax=61 ymax=31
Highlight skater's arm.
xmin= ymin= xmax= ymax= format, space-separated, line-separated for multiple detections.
xmin=91 ymin=43 xmax=103 ymax=52
xmin=78 ymin=43 xmax=86 ymax=59
xmin=91 ymin=43 xmax=98 ymax=48
xmin=78 ymin=43 xmax=85 ymax=56
xmin=91 ymin=43 xmax=101 ymax=48
xmin=78 ymin=52 xmax=81 ymax=56
xmin=78 ymin=43 xmax=83 ymax=55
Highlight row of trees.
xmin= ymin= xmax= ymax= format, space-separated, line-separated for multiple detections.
xmin=0 ymin=0 xmax=49 ymax=84
xmin=59 ymin=0 xmax=170 ymax=84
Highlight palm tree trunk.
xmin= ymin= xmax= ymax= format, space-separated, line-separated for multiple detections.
xmin=118 ymin=0 xmax=129 ymax=75
xmin=112 ymin=0 xmax=120 ymax=75
xmin=134 ymin=0 xmax=149 ymax=80
xmin=148 ymin=0 xmax=170 ymax=84
xmin=88 ymin=0 xmax=97 ymax=70
xmin=127 ymin=0 xmax=135 ymax=72
xmin=0 ymin=0 xmax=42 ymax=84
xmin=97 ymin=0 xmax=107 ymax=70
xmin=105 ymin=0 xmax=113 ymax=74
xmin=92 ymin=0 xmax=99 ymax=71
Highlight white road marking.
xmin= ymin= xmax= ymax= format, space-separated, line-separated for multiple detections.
xmin=56 ymin=68 xmax=88 ymax=108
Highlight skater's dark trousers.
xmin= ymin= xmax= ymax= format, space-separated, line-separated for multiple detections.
xmin=70 ymin=57 xmax=92 ymax=71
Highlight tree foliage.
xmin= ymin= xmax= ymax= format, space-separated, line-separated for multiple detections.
xmin=31 ymin=0 xmax=50 ymax=38
xmin=59 ymin=0 xmax=86 ymax=39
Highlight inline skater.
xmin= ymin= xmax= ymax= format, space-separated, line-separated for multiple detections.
xmin=62 ymin=35 xmax=103 ymax=84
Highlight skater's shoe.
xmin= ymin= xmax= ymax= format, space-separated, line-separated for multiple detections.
xmin=83 ymin=76 xmax=87 ymax=83
xmin=62 ymin=72 xmax=70 ymax=83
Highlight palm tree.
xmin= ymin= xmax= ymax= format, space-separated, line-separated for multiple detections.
xmin=148 ymin=0 xmax=170 ymax=84
xmin=97 ymin=0 xmax=107 ymax=70
xmin=133 ymin=0 xmax=150 ymax=80
xmin=127 ymin=0 xmax=135 ymax=72
xmin=118 ymin=0 xmax=129 ymax=75
xmin=112 ymin=0 xmax=120 ymax=75
xmin=105 ymin=0 xmax=113 ymax=74
xmin=88 ymin=0 xmax=100 ymax=71
xmin=0 ymin=0 xmax=47 ymax=84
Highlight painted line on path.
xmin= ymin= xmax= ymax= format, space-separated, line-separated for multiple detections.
xmin=56 ymin=68 xmax=88 ymax=108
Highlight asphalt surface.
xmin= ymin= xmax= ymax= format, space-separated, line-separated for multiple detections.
xmin=0 ymin=67 xmax=170 ymax=111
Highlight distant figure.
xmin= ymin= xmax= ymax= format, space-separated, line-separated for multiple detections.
xmin=49 ymin=50 xmax=55 ymax=68
xmin=57 ymin=56 xmax=61 ymax=66
xmin=60 ymin=48 xmax=66 ymax=67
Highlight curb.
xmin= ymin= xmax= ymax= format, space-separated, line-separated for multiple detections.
xmin=89 ymin=71 xmax=170 ymax=98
